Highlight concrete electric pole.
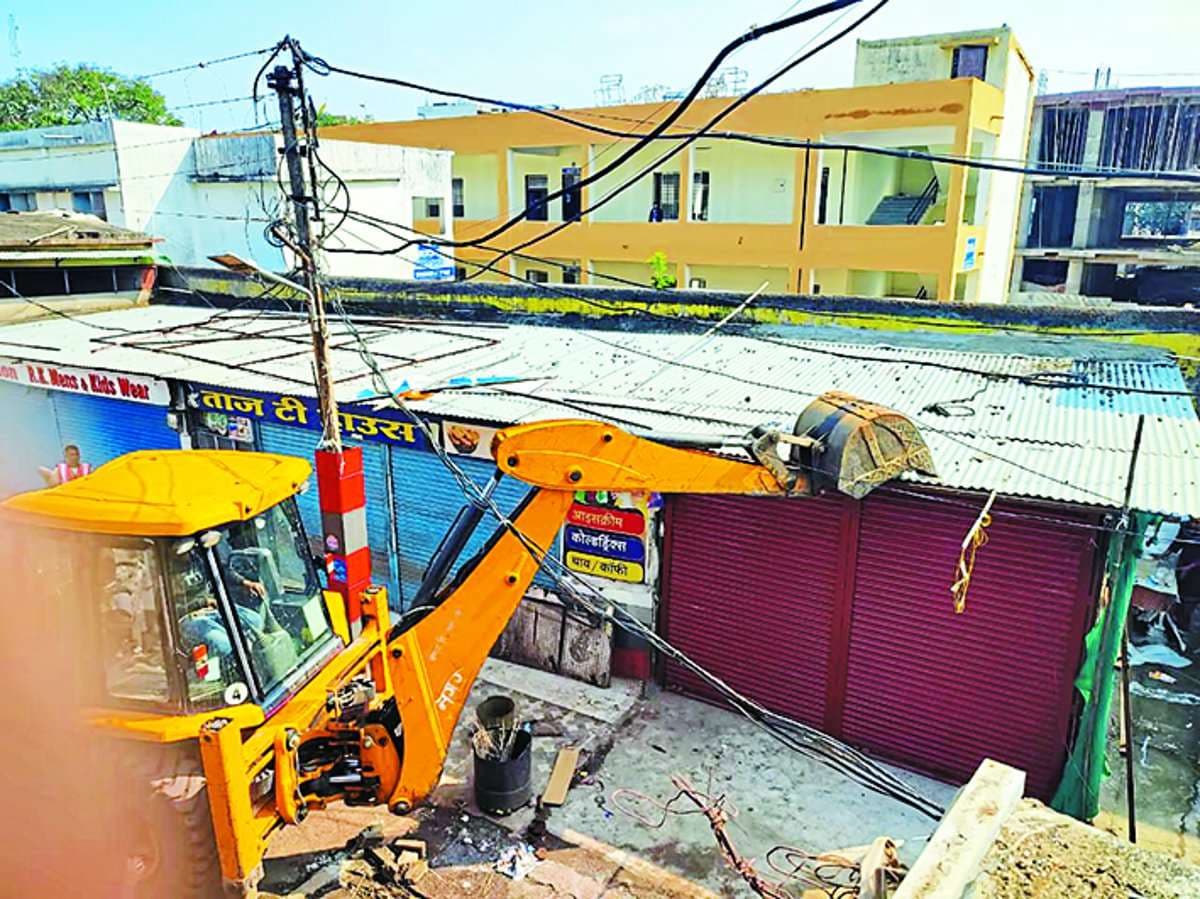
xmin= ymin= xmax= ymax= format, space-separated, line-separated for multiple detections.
xmin=267 ymin=54 xmax=342 ymax=453
xmin=267 ymin=45 xmax=373 ymax=635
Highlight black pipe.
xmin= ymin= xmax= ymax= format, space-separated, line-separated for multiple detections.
xmin=411 ymin=469 xmax=503 ymax=609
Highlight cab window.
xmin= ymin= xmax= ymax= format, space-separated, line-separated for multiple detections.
xmin=98 ymin=541 xmax=169 ymax=704
xmin=214 ymin=502 xmax=332 ymax=697
xmin=168 ymin=544 xmax=247 ymax=708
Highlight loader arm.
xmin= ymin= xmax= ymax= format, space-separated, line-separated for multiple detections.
xmin=382 ymin=419 xmax=823 ymax=812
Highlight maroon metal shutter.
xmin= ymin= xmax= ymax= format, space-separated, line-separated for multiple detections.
xmin=839 ymin=492 xmax=1096 ymax=799
xmin=660 ymin=494 xmax=847 ymax=729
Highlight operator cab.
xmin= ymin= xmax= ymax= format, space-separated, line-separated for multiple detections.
xmin=1 ymin=450 xmax=342 ymax=716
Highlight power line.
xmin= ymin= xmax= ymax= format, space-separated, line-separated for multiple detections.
xmin=300 ymin=0 xmax=874 ymax=254
xmin=136 ymin=46 xmax=276 ymax=80
xmin=320 ymin=206 xmax=1200 ymax=401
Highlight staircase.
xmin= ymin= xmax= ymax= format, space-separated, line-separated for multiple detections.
xmin=865 ymin=176 xmax=939 ymax=226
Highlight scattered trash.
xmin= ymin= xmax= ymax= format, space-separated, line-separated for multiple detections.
xmin=1128 ymin=643 xmax=1192 ymax=669
xmin=1148 ymin=670 xmax=1178 ymax=684
xmin=528 ymin=859 xmax=605 ymax=899
xmin=494 ymin=843 xmax=540 ymax=880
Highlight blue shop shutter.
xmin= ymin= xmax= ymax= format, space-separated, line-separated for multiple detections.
xmin=0 ymin=382 xmax=63 ymax=497
xmin=390 ymin=448 xmax=562 ymax=610
xmin=257 ymin=423 xmax=401 ymax=610
xmin=49 ymin=392 xmax=179 ymax=469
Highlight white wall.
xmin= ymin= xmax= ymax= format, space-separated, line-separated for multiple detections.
xmin=453 ymin=153 xmax=500 ymax=220
xmin=0 ymin=121 xmax=119 ymax=200
xmin=112 ymin=121 xmax=204 ymax=265
xmin=854 ymin=29 xmax=1014 ymax=91
xmin=976 ymin=45 xmax=1034 ymax=303
xmin=589 ymin=142 xmax=681 ymax=223
xmin=691 ymin=141 xmax=794 ymax=223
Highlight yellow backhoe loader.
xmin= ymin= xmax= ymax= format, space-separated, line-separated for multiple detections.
xmin=0 ymin=391 xmax=931 ymax=897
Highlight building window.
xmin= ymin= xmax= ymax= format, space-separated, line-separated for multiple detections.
xmin=817 ymin=167 xmax=830 ymax=225
xmin=688 ymin=277 xmax=707 ymax=289
xmin=423 ymin=197 xmax=442 ymax=219
xmin=0 ymin=191 xmax=37 ymax=212
xmin=525 ymin=174 xmax=549 ymax=221
xmin=691 ymin=171 xmax=710 ymax=221
xmin=1038 ymin=106 xmax=1089 ymax=168
xmin=563 ymin=265 xmax=580 ymax=284
xmin=527 ymin=269 xmax=549 ymax=283
xmin=951 ymin=45 xmax=988 ymax=80
xmin=455 ymin=266 xmax=467 ymax=281
xmin=71 ymin=190 xmax=107 ymax=220
xmin=451 ymin=178 xmax=465 ymax=218
xmin=561 ymin=166 xmax=582 ymax=222
xmin=652 ymin=172 xmax=680 ymax=221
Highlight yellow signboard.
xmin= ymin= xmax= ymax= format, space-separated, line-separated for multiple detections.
xmin=565 ymin=551 xmax=645 ymax=584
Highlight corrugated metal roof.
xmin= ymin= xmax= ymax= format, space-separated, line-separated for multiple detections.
xmin=1 ymin=305 xmax=1197 ymax=516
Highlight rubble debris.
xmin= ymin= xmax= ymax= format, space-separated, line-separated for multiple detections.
xmin=973 ymin=799 xmax=1200 ymax=898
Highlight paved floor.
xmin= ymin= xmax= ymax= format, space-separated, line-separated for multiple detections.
xmin=264 ymin=660 xmax=957 ymax=897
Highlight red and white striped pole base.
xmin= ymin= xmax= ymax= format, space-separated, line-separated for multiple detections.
xmin=315 ymin=446 xmax=371 ymax=637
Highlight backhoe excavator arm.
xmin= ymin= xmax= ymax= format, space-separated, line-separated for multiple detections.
xmin=200 ymin=395 xmax=934 ymax=892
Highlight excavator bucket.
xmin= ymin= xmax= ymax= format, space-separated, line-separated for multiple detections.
xmin=790 ymin=391 xmax=936 ymax=499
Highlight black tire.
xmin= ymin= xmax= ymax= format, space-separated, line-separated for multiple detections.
xmin=119 ymin=744 xmax=224 ymax=899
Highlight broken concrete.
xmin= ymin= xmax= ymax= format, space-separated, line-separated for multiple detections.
xmin=972 ymin=799 xmax=1200 ymax=899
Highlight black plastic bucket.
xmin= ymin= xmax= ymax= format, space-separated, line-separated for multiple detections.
xmin=473 ymin=729 xmax=532 ymax=815
xmin=476 ymin=695 xmax=516 ymax=730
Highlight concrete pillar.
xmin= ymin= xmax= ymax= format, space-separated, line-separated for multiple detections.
xmin=499 ymin=149 xmax=513 ymax=219
xmin=1073 ymin=182 xmax=1097 ymax=248
xmin=1014 ymin=182 xmax=1036 ymax=249
xmin=677 ymin=144 xmax=691 ymax=224
xmin=1082 ymin=107 xmax=1105 ymax=167
xmin=1065 ymin=258 xmax=1084 ymax=294
xmin=1009 ymin=252 xmax=1026 ymax=294
xmin=1027 ymin=106 xmax=1046 ymax=166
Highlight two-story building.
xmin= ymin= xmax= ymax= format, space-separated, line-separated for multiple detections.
xmin=328 ymin=27 xmax=1034 ymax=303
xmin=0 ymin=120 xmax=453 ymax=280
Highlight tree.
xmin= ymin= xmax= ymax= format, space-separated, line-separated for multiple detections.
xmin=314 ymin=104 xmax=371 ymax=128
xmin=1123 ymin=200 xmax=1194 ymax=237
xmin=647 ymin=250 xmax=677 ymax=289
xmin=0 ymin=65 xmax=180 ymax=132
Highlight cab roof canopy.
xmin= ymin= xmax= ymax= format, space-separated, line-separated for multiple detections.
xmin=0 ymin=451 xmax=312 ymax=536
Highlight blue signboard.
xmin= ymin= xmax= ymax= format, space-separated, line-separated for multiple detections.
xmin=414 ymin=243 xmax=456 ymax=281
xmin=963 ymin=236 xmax=977 ymax=271
xmin=564 ymin=525 xmax=645 ymax=563
xmin=193 ymin=384 xmax=433 ymax=452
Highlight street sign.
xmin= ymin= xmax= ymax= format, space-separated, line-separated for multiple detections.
xmin=414 ymin=243 xmax=456 ymax=281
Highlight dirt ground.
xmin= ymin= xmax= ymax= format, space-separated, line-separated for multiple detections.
xmin=261 ymin=803 xmax=714 ymax=898
xmin=972 ymin=799 xmax=1200 ymax=899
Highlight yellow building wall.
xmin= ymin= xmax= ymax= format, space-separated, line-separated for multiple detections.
xmin=328 ymin=74 xmax=1023 ymax=302
xmin=685 ymin=264 xmax=791 ymax=294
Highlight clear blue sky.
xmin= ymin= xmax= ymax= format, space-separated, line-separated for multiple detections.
xmin=3 ymin=0 xmax=1198 ymax=132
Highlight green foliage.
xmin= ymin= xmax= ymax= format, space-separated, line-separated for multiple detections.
xmin=314 ymin=104 xmax=372 ymax=128
xmin=647 ymin=250 xmax=677 ymax=290
xmin=0 ymin=65 xmax=181 ymax=131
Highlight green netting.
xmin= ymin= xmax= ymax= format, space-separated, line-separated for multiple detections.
xmin=1051 ymin=511 xmax=1155 ymax=821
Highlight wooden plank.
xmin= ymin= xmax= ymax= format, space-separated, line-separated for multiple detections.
xmin=893 ymin=759 xmax=1025 ymax=899
xmin=541 ymin=747 xmax=581 ymax=807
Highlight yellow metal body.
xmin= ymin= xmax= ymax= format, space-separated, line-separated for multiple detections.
xmin=2 ymin=449 xmax=311 ymax=536
xmin=10 ymin=403 xmax=927 ymax=893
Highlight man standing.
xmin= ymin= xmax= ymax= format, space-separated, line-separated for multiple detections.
xmin=39 ymin=444 xmax=92 ymax=487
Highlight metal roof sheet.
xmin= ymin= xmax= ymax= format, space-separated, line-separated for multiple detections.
xmin=1 ymin=305 xmax=1197 ymax=517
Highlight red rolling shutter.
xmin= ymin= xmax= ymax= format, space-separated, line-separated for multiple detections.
xmin=839 ymin=492 xmax=1096 ymax=799
xmin=660 ymin=494 xmax=847 ymax=729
